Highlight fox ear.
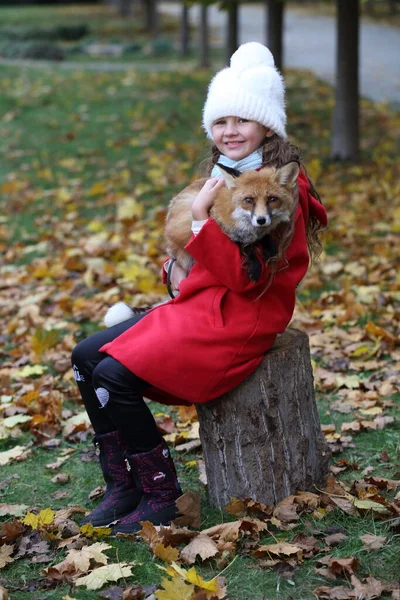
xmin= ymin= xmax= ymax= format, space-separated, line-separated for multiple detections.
xmin=216 ymin=163 xmax=241 ymax=189
xmin=278 ymin=161 xmax=300 ymax=187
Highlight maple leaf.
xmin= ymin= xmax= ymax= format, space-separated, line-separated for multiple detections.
xmin=180 ymin=534 xmax=219 ymax=564
xmin=156 ymin=575 xmax=195 ymax=600
xmin=0 ymin=545 xmax=14 ymax=569
xmin=153 ymin=542 xmax=180 ymax=564
xmin=65 ymin=543 xmax=112 ymax=572
xmin=75 ymin=563 xmax=134 ymax=590
xmin=23 ymin=508 xmax=55 ymax=529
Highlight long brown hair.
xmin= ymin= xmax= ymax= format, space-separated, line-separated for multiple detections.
xmin=203 ymin=134 xmax=325 ymax=289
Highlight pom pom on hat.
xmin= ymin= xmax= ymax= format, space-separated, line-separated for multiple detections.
xmin=230 ymin=42 xmax=275 ymax=72
xmin=202 ymin=42 xmax=287 ymax=140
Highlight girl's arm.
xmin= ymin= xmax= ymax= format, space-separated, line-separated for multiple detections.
xmin=185 ymin=209 xmax=309 ymax=294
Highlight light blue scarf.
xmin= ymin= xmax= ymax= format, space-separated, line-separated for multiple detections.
xmin=211 ymin=148 xmax=263 ymax=177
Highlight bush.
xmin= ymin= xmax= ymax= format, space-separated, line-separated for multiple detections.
xmin=0 ymin=23 xmax=89 ymax=41
xmin=0 ymin=40 xmax=65 ymax=60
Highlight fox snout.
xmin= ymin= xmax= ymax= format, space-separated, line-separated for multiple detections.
xmin=251 ymin=213 xmax=271 ymax=227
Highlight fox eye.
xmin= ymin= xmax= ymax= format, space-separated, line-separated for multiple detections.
xmin=243 ymin=197 xmax=254 ymax=205
xmin=268 ymin=196 xmax=279 ymax=205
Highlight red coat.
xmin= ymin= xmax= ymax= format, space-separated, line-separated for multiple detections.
xmin=100 ymin=172 xmax=327 ymax=406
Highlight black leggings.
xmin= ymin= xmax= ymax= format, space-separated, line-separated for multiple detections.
xmin=71 ymin=313 xmax=162 ymax=453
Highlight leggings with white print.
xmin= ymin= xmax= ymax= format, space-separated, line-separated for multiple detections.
xmin=71 ymin=313 xmax=162 ymax=453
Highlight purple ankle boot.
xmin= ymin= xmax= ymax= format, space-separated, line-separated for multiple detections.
xmin=112 ymin=440 xmax=182 ymax=535
xmin=81 ymin=430 xmax=142 ymax=527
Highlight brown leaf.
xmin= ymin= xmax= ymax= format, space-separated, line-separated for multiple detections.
xmin=180 ymin=533 xmax=219 ymax=564
xmin=173 ymin=492 xmax=201 ymax=529
xmin=0 ymin=545 xmax=14 ymax=569
xmin=0 ymin=519 xmax=24 ymax=544
xmin=350 ymin=575 xmax=384 ymax=600
xmin=313 ymin=585 xmax=354 ymax=599
xmin=359 ymin=533 xmax=386 ymax=551
xmin=201 ymin=521 xmax=242 ymax=542
xmin=253 ymin=542 xmax=303 ymax=561
xmin=324 ymin=533 xmax=348 ymax=547
xmin=328 ymin=557 xmax=360 ymax=577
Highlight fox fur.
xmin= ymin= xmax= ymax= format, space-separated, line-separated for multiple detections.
xmin=164 ymin=161 xmax=300 ymax=279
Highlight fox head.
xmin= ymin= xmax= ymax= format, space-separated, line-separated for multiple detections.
xmin=211 ymin=162 xmax=299 ymax=244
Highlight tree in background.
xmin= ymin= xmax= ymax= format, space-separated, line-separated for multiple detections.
xmin=221 ymin=0 xmax=240 ymax=64
xmin=265 ymin=0 xmax=284 ymax=71
xmin=332 ymin=0 xmax=360 ymax=160
xmin=180 ymin=1 xmax=191 ymax=56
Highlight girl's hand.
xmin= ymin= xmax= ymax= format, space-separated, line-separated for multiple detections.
xmin=192 ymin=177 xmax=225 ymax=221
xmin=170 ymin=261 xmax=188 ymax=291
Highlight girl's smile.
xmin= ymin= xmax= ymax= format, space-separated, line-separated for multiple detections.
xmin=211 ymin=117 xmax=272 ymax=160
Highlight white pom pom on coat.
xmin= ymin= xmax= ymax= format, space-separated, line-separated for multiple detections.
xmin=104 ymin=302 xmax=135 ymax=327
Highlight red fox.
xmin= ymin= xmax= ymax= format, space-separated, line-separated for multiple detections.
xmin=164 ymin=161 xmax=300 ymax=282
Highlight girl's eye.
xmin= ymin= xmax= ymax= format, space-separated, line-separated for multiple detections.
xmin=238 ymin=118 xmax=249 ymax=123
xmin=243 ymin=197 xmax=254 ymax=204
xmin=214 ymin=119 xmax=225 ymax=126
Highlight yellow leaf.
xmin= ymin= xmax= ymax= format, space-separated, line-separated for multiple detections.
xmin=359 ymin=406 xmax=383 ymax=416
xmin=116 ymin=197 xmax=144 ymax=221
xmin=156 ymin=575 xmax=195 ymax=600
xmin=23 ymin=512 xmax=39 ymax=529
xmin=88 ymin=182 xmax=107 ymax=197
xmin=353 ymin=499 xmax=390 ymax=516
xmin=38 ymin=508 xmax=56 ymax=526
xmin=13 ymin=365 xmax=47 ymax=378
xmin=31 ymin=328 xmax=60 ymax=359
xmin=153 ymin=543 xmax=180 ymax=564
xmin=87 ymin=220 xmax=106 ymax=233
xmin=75 ymin=563 xmax=133 ymax=590
xmin=186 ymin=567 xmax=219 ymax=591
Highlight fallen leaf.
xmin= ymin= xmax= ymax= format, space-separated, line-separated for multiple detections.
xmin=156 ymin=575 xmax=195 ymax=600
xmin=180 ymin=534 xmax=219 ymax=564
xmin=75 ymin=563 xmax=134 ymax=590
xmin=359 ymin=534 xmax=387 ymax=551
xmin=0 ymin=545 xmax=14 ymax=569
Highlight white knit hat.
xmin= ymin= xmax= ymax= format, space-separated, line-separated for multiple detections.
xmin=202 ymin=42 xmax=287 ymax=140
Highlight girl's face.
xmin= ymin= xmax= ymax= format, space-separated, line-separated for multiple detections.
xmin=211 ymin=117 xmax=273 ymax=160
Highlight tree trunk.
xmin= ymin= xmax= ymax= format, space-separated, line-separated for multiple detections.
xmin=197 ymin=329 xmax=331 ymax=508
xmin=332 ymin=0 xmax=360 ymax=160
xmin=180 ymin=2 xmax=190 ymax=57
xmin=199 ymin=4 xmax=210 ymax=68
xmin=226 ymin=2 xmax=239 ymax=65
xmin=144 ymin=0 xmax=159 ymax=36
xmin=118 ymin=0 xmax=132 ymax=18
xmin=265 ymin=0 xmax=284 ymax=71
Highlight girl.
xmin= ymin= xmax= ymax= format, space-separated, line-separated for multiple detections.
xmin=71 ymin=42 xmax=327 ymax=535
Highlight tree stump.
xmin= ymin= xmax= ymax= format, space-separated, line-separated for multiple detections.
xmin=196 ymin=329 xmax=331 ymax=508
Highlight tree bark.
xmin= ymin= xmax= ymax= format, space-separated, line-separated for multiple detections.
xmin=332 ymin=0 xmax=360 ymax=161
xmin=265 ymin=0 xmax=284 ymax=71
xmin=117 ymin=0 xmax=133 ymax=17
xmin=226 ymin=2 xmax=239 ymax=65
xmin=180 ymin=2 xmax=190 ymax=57
xmin=197 ymin=329 xmax=331 ymax=508
xmin=144 ymin=0 xmax=159 ymax=36
xmin=199 ymin=4 xmax=210 ymax=68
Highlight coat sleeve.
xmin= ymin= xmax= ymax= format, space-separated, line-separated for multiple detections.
xmin=185 ymin=210 xmax=311 ymax=294
xmin=184 ymin=218 xmax=272 ymax=293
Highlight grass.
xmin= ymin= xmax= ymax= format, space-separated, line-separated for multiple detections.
xmin=1 ymin=26 xmax=400 ymax=600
